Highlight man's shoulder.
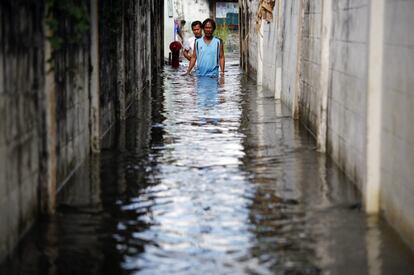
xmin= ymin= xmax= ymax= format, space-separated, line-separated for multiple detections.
xmin=186 ymin=36 xmax=198 ymax=45
xmin=214 ymin=37 xmax=223 ymax=43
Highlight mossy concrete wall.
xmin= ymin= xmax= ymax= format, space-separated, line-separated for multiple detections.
xmin=0 ymin=0 xmax=44 ymax=262
xmin=0 ymin=0 xmax=163 ymax=261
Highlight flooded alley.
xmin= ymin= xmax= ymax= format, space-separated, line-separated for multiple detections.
xmin=2 ymin=46 xmax=414 ymax=274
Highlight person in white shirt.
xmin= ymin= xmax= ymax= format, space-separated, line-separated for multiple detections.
xmin=183 ymin=21 xmax=203 ymax=61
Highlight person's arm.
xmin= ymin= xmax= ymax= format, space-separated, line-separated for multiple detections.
xmin=178 ymin=30 xmax=184 ymax=42
xmin=184 ymin=41 xmax=197 ymax=75
xmin=182 ymin=39 xmax=191 ymax=61
xmin=183 ymin=49 xmax=191 ymax=61
xmin=219 ymin=41 xmax=225 ymax=74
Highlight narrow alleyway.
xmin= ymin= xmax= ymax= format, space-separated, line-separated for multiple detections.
xmin=2 ymin=43 xmax=414 ymax=275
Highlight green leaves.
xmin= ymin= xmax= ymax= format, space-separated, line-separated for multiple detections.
xmin=45 ymin=0 xmax=90 ymax=68
xmin=215 ymin=23 xmax=230 ymax=43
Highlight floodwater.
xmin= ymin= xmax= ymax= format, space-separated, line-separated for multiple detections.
xmin=2 ymin=39 xmax=414 ymax=275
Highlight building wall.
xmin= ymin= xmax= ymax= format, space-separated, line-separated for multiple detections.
xmin=99 ymin=0 xmax=120 ymax=148
xmin=280 ymin=0 xmax=301 ymax=110
xmin=0 ymin=0 xmax=163 ymax=262
xmin=53 ymin=2 xmax=92 ymax=190
xmin=239 ymin=0 xmax=259 ymax=76
xmin=241 ymin=0 xmax=414 ymax=249
xmin=380 ymin=0 xmax=414 ymax=248
xmin=182 ymin=0 xmax=210 ymax=28
xmin=327 ymin=0 xmax=369 ymax=188
xmin=299 ymin=0 xmax=322 ymax=136
xmin=164 ymin=0 xmax=175 ymax=59
xmin=0 ymin=0 xmax=44 ymax=262
xmin=261 ymin=13 xmax=278 ymax=94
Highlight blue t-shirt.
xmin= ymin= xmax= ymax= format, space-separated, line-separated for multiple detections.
xmin=195 ymin=37 xmax=221 ymax=77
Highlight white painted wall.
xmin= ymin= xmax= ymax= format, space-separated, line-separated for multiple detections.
xmin=241 ymin=0 xmax=414 ymax=250
xmin=281 ymin=0 xmax=301 ymax=111
xmin=380 ymin=0 xmax=414 ymax=248
xmin=327 ymin=0 xmax=369 ymax=188
xmin=182 ymin=0 xmax=210 ymax=30
xmin=164 ymin=0 xmax=210 ymax=60
xmin=299 ymin=0 xmax=322 ymax=136
xmin=164 ymin=0 xmax=175 ymax=60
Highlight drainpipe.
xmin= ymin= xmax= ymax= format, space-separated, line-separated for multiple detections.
xmin=365 ymin=0 xmax=385 ymax=214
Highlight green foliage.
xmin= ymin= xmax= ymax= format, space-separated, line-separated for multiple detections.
xmin=215 ymin=23 xmax=230 ymax=43
xmin=45 ymin=0 xmax=90 ymax=69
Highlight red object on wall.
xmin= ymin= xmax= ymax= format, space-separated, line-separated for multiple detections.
xmin=169 ymin=41 xmax=182 ymax=68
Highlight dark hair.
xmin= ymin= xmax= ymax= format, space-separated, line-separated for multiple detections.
xmin=202 ymin=18 xmax=216 ymax=31
xmin=180 ymin=20 xmax=186 ymax=26
xmin=191 ymin=20 xmax=202 ymax=29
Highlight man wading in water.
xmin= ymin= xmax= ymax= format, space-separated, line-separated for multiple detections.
xmin=183 ymin=21 xmax=203 ymax=62
xmin=184 ymin=18 xmax=225 ymax=77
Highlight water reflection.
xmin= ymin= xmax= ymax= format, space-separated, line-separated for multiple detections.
xmin=197 ymin=76 xmax=219 ymax=109
xmin=1 ymin=55 xmax=414 ymax=275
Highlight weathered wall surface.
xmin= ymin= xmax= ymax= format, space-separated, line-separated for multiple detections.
xmin=182 ymin=0 xmax=210 ymax=28
xmin=261 ymin=9 xmax=278 ymax=93
xmin=327 ymin=0 xmax=369 ymax=188
xmin=380 ymin=0 xmax=414 ymax=248
xmin=240 ymin=0 xmax=414 ymax=249
xmin=280 ymin=0 xmax=301 ymax=110
xmin=240 ymin=0 xmax=304 ymax=112
xmin=99 ymin=0 xmax=120 ymax=149
xmin=0 ymin=0 xmax=44 ymax=262
xmin=0 ymin=0 xmax=163 ymax=262
xmin=99 ymin=0 xmax=164 ymax=149
xmin=299 ymin=0 xmax=322 ymax=136
xmin=52 ymin=2 xmax=92 ymax=190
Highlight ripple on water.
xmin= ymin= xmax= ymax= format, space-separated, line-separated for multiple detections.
xmin=3 ymin=44 xmax=414 ymax=275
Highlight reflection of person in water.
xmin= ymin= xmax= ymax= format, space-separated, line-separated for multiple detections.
xmin=193 ymin=72 xmax=228 ymax=127
xmin=197 ymin=76 xmax=218 ymax=108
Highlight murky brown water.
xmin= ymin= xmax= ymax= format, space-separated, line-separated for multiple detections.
xmin=2 ymin=42 xmax=414 ymax=275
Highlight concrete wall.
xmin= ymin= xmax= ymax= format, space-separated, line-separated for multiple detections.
xmin=182 ymin=0 xmax=210 ymax=29
xmin=299 ymin=0 xmax=322 ymax=136
xmin=164 ymin=0 xmax=175 ymax=59
xmin=280 ymin=0 xmax=302 ymax=112
xmin=261 ymin=18 xmax=278 ymax=97
xmin=0 ymin=0 xmax=44 ymax=262
xmin=328 ymin=0 xmax=369 ymax=188
xmin=241 ymin=0 xmax=302 ymax=108
xmin=240 ymin=0 xmax=414 ymax=250
xmin=380 ymin=0 xmax=414 ymax=248
xmin=99 ymin=0 xmax=120 ymax=148
xmin=239 ymin=0 xmax=259 ymax=76
xmin=53 ymin=3 xmax=92 ymax=190
xmin=99 ymin=0 xmax=163 ymax=149
xmin=0 ymin=0 xmax=163 ymax=262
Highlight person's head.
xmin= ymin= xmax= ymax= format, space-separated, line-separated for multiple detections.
xmin=202 ymin=18 xmax=216 ymax=38
xmin=191 ymin=21 xmax=202 ymax=38
xmin=180 ymin=20 xmax=186 ymax=27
